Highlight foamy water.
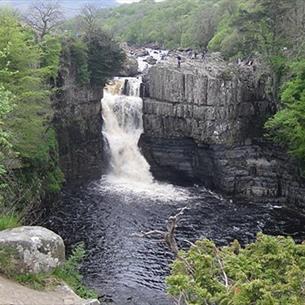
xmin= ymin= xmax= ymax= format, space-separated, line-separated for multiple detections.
xmin=101 ymin=76 xmax=190 ymax=202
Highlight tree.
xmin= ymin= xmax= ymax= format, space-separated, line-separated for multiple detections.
xmin=0 ymin=8 xmax=63 ymax=214
xmin=80 ymin=4 xmax=99 ymax=34
xmin=193 ymin=5 xmax=219 ymax=51
xmin=24 ymin=1 xmax=64 ymax=41
xmin=84 ymin=28 xmax=125 ymax=86
xmin=265 ymin=60 xmax=305 ymax=167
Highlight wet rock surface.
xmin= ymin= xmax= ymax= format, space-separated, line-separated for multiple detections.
xmin=140 ymin=56 xmax=305 ymax=208
xmin=0 ymin=226 xmax=65 ymax=274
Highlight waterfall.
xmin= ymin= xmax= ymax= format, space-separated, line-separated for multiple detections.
xmin=102 ymin=78 xmax=153 ymax=185
xmin=101 ymin=53 xmax=190 ymax=201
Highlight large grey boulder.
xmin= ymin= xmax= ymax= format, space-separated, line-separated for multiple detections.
xmin=0 ymin=226 xmax=65 ymax=274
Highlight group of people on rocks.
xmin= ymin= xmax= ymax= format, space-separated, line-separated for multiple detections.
xmin=176 ymin=48 xmax=208 ymax=68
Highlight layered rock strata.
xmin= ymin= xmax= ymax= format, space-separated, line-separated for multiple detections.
xmin=140 ymin=56 xmax=305 ymax=206
xmin=53 ymin=54 xmax=104 ymax=184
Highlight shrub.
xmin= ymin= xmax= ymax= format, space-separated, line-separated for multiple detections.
xmin=53 ymin=243 xmax=97 ymax=299
xmin=167 ymin=233 xmax=305 ymax=305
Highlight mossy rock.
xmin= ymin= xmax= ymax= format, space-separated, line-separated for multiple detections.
xmin=0 ymin=226 xmax=65 ymax=275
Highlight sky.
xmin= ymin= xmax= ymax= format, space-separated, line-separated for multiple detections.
xmin=0 ymin=0 xmax=162 ymax=15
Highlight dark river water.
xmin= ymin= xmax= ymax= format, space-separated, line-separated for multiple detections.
xmin=45 ymin=67 xmax=305 ymax=305
xmin=44 ymin=177 xmax=305 ymax=305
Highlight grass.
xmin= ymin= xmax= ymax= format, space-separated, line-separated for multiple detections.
xmin=14 ymin=273 xmax=56 ymax=290
xmin=52 ymin=243 xmax=97 ymax=299
xmin=0 ymin=214 xmax=21 ymax=231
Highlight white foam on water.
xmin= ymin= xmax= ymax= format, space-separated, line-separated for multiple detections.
xmin=101 ymin=77 xmax=190 ymax=202
xmin=137 ymin=48 xmax=169 ymax=73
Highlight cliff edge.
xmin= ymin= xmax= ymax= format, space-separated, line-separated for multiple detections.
xmin=52 ymin=50 xmax=104 ymax=185
xmin=140 ymin=55 xmax=305 ymax=208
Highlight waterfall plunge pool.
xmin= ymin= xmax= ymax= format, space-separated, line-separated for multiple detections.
xmin=45 ymin=51 xmax=305 ymax=305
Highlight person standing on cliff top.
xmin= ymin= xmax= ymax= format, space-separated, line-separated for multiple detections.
xmin=177 ymin=55 xmax=181 ymax=68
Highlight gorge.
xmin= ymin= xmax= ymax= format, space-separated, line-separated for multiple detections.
xmin=2 ymin=1 xmax=305 ymax=304
xmin=45 ymin=50 xmax=305 ymax=305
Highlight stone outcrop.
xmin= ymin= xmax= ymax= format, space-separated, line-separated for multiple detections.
xmin=140 ymin=55 xmax=305 ymax=206
xmin=53 ymin=52 xmax=104 ymax=184
xmin=0 ymin=226 xmax=65 ymax=274
xmin=119 ymin=54 xmax=139 ymax=77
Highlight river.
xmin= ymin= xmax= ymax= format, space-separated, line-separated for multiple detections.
xmin=45 ymin=50 xmax=305 ymax=305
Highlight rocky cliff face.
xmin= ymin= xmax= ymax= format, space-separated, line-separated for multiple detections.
xmin=140 ymin=55 xmax=305 ymax=206
xmin=52 ymin=55 xmax=104 ymax=184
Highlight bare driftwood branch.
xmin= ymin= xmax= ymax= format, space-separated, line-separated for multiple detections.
xmin=214 ymin=247 xmax=229 ymax=289
xmin=132 ymin=207 xmax=189 ymax=254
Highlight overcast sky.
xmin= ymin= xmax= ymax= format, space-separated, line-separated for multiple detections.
xmin=0 ymin=0 xmax=162 ymax=7
xmin=0 ymin=0 xmax=165 ymax=15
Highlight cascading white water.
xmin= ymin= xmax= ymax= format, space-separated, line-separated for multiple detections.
xmin=102 ymin=94 xmax=153 ymax=184
xmin=101 ymin=76 xmax=190 ymax=201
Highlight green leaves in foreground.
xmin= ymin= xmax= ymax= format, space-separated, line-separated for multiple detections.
xmin=53 ymin=243 xmax=97 ymax=299
xmin=0 ymin=214 xmax=20 ymax=231
xmin=167 ymin=233 xmax=305 ymax=305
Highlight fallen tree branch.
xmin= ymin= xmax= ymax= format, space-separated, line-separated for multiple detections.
xmin=132 ymin=207 xmax=190 ymax=254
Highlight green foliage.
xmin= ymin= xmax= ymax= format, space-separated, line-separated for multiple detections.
xmin=0 ymin=214 xmax=20 ymax=231
xmin=167 ymin=233 xmax=305 ymax=305
xmin=91 ymin=0 xmax=303 ymax=64
xmin=68 ymin=38 xmax=90 ymax=86
xmin=53 ymin=243 xmax=97 ymax=299
xmin=66 ymin=0 xmax=213 ymax=49
xmin=0 ymin=85 xmax=14 ymax=176
xmin=39 ymin=35 xmax=62 ymax=78
xmin=62 ymin=29 xmax=124 ymax=88
xmin=265 ymin=60 xmax=305 ymax=165
xmin=85 ymin=29 xmax=125 ymax=86
xmin=14 ymin=273 xmax=50 ymax=290
xmin=0 ymin=8 xmax=64 ymax=216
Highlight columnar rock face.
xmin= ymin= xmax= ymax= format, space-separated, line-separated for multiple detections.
xmin=140 ymin=56 xmax=305 ymax=206
xmin=143 ymin=58 xmax=273 ymax=144
xmin=53 ymin=54 xmax=104 ymax=184
xmin=0 ymin=226 xmax=65 ymax=274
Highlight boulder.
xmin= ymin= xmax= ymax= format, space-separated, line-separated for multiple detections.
xmin=144 ymin=56 xmax=157 ymax=65
xmin=118 ymin=55 xmax=139 ymax=77
xmin=0 ymin=226 xmax=65 ymax=274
